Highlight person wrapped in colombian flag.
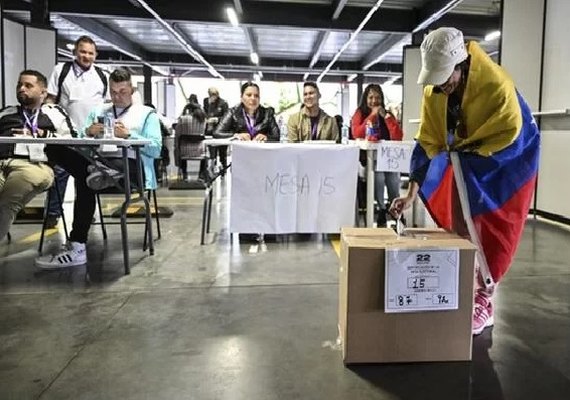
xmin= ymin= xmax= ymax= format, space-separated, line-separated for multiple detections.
xmin=390 ymin=28 xmax=540 ymax=335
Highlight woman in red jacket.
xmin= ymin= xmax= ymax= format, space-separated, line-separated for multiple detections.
xmin=351 ymin=84 xmax=403 ymax=226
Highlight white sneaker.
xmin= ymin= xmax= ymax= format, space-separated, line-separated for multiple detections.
xmin=35 ymin=242 xmax=87 ymax=269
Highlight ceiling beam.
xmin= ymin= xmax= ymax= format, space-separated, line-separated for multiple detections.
xmin=232 ymin=0 xmax=243 ymax=14
xmin=131 ymin=0 xmax=223 ymax=78
xmin=74 ymin=63 xmax=386 ymax=84
xmin=233 ymin=0 xmax=259 ymax=69
xmin=171 ymin=23 xmax=203 ymax=54
xmin=361 ymin=33 xmax=408 ymax=70
xmin=4 ymin=0 xmax=417 ymax=33
xmin=308 ymin=31 xmax=330 ymax=69
xmin=332 ymin=0 xmax=349 ymax=20
xmin=243 ymin=27 xmax=259 ymax=60
xmin=433 ymin=14 xmax=500 ymax=38
xmin=4 ymin=0 xmax=499 ymax=35
xmin=305 ymin=0 xmax=352 ymax=80
xmin=95 ymin=50 xmax=403 ymax=75
xmin=414 ymin=0 xmax=465 ymax=32
xmin=60 ymin=15 xmax=148 ymax=61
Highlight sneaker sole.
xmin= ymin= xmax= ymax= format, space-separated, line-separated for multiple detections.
xmin=35 ymin=260 xmax=87 ymax=270
xmin=472 ymin=314 xmax=495 ymax=336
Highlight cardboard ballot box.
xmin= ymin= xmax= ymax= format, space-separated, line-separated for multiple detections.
xmin=339 ymin=227 xmax=476 ymax=364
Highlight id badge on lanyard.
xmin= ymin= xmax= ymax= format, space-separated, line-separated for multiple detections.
xmin=243 ymin=109 xmax=256 ymax=138
xmin=23 ymin=109 xmax=39 ymax=137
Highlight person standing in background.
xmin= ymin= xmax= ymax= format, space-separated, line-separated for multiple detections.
xmin=203 ymin=88 xmax=229 ymax=173
xmin=45 ymin=35 xmax=109 ymax=228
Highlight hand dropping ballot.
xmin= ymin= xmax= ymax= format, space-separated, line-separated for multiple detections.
xmin=385 ymin=248 xmax=460 ymax=313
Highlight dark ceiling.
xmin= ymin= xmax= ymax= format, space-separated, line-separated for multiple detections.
xmin=3 ymin=0 xmax=501 ymax=83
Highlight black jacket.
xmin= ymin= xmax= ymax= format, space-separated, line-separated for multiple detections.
xmin=0 ymin=104 xmax=75 ymax=160
xmin=203 ymin=97 xmax=229 ymax=135
xmin=214 ymin=104 xmax=280 ymax=141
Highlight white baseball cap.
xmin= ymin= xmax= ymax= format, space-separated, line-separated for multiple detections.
xmin=417 ymin=27 xmax=468 ymax=86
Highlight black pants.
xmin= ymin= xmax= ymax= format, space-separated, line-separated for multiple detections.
xmin=46 ymin=146 xmax=138 ymax=244
xmin=211 ymin=145 xmax=228 ymax=168
xmin=180 ymin=159 xmax=208 ymax=180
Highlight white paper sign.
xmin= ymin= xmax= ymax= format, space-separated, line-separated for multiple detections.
xmin=376 ymin=140 xmax=415 ymax=173
xmin=230 ymin=143 xmax=359 ymax=233
xmin=385 ymin=247 xmax=460 ymax=313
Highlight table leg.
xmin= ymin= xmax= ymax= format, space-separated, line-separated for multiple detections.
xmin=120 ymin=147 xmax=131 ymax=275
xmin=135 ymin=148 xmax=154 ymax=256
xmin=366 ymin=149 xmax=375 ymax=227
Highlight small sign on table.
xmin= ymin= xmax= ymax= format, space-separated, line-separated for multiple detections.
xmin=385 ymin=248 xmax=460 ymax=313
xmin=376 ymin=140 xmax=414 ymax=173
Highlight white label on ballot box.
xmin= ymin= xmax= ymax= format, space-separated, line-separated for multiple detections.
xmin=385 ymin=248 xmax=459 ymax=313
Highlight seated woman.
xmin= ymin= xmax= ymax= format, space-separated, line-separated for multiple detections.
xmin=214 ymin=82 xmax=279 ymax=142
xmin=351 ymin=83 xmax=403 ymax=227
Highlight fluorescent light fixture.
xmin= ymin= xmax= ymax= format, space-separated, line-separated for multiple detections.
xmin=66 ymin=43 xmax=75 ymax=51
xmin=250 ymin=52 xmax=259 ymax=65
xmin=226 ymin=7 xmax=239 ymax=27
xmin=303 ymin=73 xmax=310 ymax=81
xmin=484 ymin=30 xmax=501 ymax=41
xmin=133 ymin=0 xmax=224 ymax=79
xmin=384 ymin=76 xmax=399 ymax=86
xmin=253 ymin=73 xmax=261 ymax=82
xmin=347 ymin=74 xmax=357 ymax=82
xmin=58 ymin=48 xmax=74 ymax=59
xmin=258 ymin=71 xmax=264 ymax=78
xmin=413 ymin=0 xmax=463 ymax=33
xmin=316 ymin=0 xmax=385 ymax=83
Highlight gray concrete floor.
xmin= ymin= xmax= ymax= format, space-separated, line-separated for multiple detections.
xmin=1 ymin=179 xmax=569 ymax=400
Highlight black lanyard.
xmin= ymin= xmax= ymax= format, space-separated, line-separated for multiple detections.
xmin=113 ymin=104 xmax=132 ymax=119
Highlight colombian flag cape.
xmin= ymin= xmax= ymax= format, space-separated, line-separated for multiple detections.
xmin=412 ymin=42 xmax=540 ymax=287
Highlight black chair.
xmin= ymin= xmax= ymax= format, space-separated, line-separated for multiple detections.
xmin=37 ymin=174 xmax=161 ymax=253
xmin=200 ymin=163 xmax=231 ymax=245
xmin=94 ymin=188 xmax=161 ymax=251
xmin=168 ymin=134 xmax=207 ymax=189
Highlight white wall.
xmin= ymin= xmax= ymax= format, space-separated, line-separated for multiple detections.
xmin=501 ymin=0 xmax=545 ymax=110
xmin=25 ymin=26 xmax=56 ymax=80
xmin=1 ymin=18 xmax=56 ymax=107
xmin=536 ymin=0 xmax=570 ymax=217
xmin=401 ymin=46 xmax=422 ymax=140
xmin=3 ymin=19 xmax=25 ymax=105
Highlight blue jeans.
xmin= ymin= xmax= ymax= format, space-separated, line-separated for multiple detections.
xmin=46 ymin=165 xmax=70 ymax=217
xmin=374 ymin=171 xmax=400 ymax=210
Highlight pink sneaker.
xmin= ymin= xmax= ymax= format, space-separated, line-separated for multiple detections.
xmin=472 ymin=292 xmax=494 ymax=335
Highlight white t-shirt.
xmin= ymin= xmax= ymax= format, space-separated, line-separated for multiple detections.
xmin=47 ymin=62 xmax=109 ymax=134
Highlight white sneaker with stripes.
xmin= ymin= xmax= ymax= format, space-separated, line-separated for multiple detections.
xmin=35 ymin=242 xmax=87 ymax=269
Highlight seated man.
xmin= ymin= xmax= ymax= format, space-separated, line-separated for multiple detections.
xmin=35 ymin=68 xmax=161 ymax=269
xmin=0 ymin=70 xmax=75 ymax=241
xmin=287 ymin=82 xmax=339 ymax=142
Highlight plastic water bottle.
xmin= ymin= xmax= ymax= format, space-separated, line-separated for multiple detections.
xmin=280 ymin=124 xmax=288 ymax=143
xmin=341 ymin=125 xmax=349 ymax=144
xmin=103 ymin=112 xmax=114 ymax=138
xmin=365 ymin=124 xmax=378 ymax=142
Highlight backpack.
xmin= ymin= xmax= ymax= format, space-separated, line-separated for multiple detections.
xmin=55 ymin=61 xmax=108 ymax=104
